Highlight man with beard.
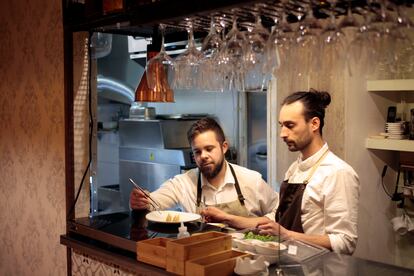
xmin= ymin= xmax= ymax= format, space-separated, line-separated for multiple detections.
xmin=202 ymin=90 xmax=360 ymax=254
xmin=129 ymin=117 xmax=278 ymax=219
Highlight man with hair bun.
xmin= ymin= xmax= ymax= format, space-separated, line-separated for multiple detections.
xmin=202 ymin=89 xmax=360 ymax=255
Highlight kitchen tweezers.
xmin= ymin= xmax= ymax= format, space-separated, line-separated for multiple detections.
xmin=129 ymin=178 xmax=162 ymax=213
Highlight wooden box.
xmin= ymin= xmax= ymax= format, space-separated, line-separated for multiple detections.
xmin=137 ymin=237 xmax=171 ymax=268
xmin=166 ymin=231 xmax=232 ymax=275
xmin=186 ymin=250 xmax=250 ymax=276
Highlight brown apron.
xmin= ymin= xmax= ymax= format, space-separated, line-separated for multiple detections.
xmin=276 ymin=149 xmax=329 ymax=232
xmin=196 ymin=164 xmax=250 ymax=217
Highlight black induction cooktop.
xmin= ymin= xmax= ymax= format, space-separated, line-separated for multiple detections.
xmin=68 ymin=211 xmax=221 ymax=253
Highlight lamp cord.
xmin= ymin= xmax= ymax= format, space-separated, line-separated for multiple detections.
xmin=67 ymin=31 xmax=94 ymax=220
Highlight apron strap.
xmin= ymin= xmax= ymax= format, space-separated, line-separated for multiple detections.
xmin=302 ymin=148 xmax=329 ymax=184
xmin=197 ymin=171 xmax=202 ymax=207
xmin=196 ymin=163 xmax=245 ymax=207
xmin=228 ymin=164 xmax=245 ymax=206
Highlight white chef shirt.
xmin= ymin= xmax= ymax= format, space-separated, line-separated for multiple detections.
xmin=283 ymin=143 xmax=360 ymax=254
xmin=150 ymin=161 xmax=279 ymax=218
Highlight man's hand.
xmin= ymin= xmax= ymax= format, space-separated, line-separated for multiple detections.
xmin=257 ymin=221 xmax=291 ymax=239
xmin=201 ymin=206 xmax=230 ymax=223
xmin=129 ymin=188 xmax=150 ymax=210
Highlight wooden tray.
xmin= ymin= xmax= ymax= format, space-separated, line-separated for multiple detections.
xmin=137 ymin=237 xmax=171 ymax=268
xmin=186 ymin=250 xmax=250 ymax=276
xmin=166 ymin=231 xmax=232 ymax=275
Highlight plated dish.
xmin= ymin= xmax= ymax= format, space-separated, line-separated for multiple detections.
xmin=145 ymin=210 xmax=201 ymax=224
xmin=231 ymin=232 xmax=287 ymax=256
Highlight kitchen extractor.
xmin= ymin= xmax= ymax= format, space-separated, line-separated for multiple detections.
xmin=118 ymin=115 xmax=237 ymax=212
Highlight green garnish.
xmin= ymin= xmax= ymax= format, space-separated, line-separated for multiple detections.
xmin=244 ymin=231 xmax=279 ymax=242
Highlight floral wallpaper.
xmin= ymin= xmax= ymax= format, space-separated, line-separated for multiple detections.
xmin=0 ymin=0 xmax=67 ymax=275
xmin=72 ymin=250 xmax=136 ymax=276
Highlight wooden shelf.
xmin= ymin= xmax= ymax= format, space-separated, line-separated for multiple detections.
xmin=365 ymin=138 xmax=414 ymax=152
xmin=367 ymin=79 xmax=414 ymax=92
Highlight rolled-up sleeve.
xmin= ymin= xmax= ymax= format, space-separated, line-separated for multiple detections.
xmin=324 ymin=168 xmax=360 ymax=254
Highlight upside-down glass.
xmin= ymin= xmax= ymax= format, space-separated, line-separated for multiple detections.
xmin=199 ymin=16 xmax=224 ymax=91
xmin=223 ymin=15 xmax=247 ymax=91
xmin=244 ymin=11 xmax=270 ymax=91
xmin=172 ymin=19 xmax=203 ymax=90
xmin=293 ymin=3 xmax=322 ymax=79
xmin=320 ymin=0 xmax=347 ymax=77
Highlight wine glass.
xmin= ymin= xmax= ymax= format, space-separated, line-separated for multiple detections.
xmin=244 ymin=9 xmax=270 ymax=91
xmin=387 ymin=3 xmax=414 ymax=78
xmin=320 ymin=0 xmax=347 ymax=77
xmin=347 ymin=7 xmax=381 ymax=77
xmin=338 ymin=0 xmax=360 ymax=31
xmin=223 ymin=14 xmax=247 ymax=91
xmin=199 ymin=16 xmax=224 ymax=91
xmin=267 ymin=9 xmax=295 ymax=77
xmin=145 ymin=24 xmax=175 ymax=102
xmin=172 ymin=18 xmax=203 ymax=90
xmin=294 ymin=2 xmax=322 ymax=79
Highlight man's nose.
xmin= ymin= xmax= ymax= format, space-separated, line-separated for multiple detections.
xmin=280 ymin=127 xmax=287 ymax=138
xmin=200 ymin=150 xmax=208 ymax=159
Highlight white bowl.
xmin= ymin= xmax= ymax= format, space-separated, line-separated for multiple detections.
xmin=255 ymin=242 xmax=287 ymax=255
xmin=237 ymin=239 xmax=264 ymax=252
xmin=230 ymin=232 xmax=245 ymax=240
xmin=232 ymin=238 xmax=243 ymax=249
xmin=251 ymin=252 xmax=278 ymax=265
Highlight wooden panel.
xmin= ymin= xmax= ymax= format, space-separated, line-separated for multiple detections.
xmin=185 ymin=250 xmax=250 ymax=276
xmin=166 ymin=232 xmax=232 ymax=275
xmin=137 ymin=237 xmax=171 ymax=268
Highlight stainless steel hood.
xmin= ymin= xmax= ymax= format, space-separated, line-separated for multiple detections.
xmin=97 ymin=34 xmax=144 ymax=103
xmin=97 ymin=75 xmax=134 ymax=104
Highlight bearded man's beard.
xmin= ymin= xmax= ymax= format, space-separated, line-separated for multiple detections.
xmin=199 ymin=158 xmax=224 ymax=180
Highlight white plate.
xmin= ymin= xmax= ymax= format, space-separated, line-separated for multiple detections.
xmin=255 ymin=242 xmax=287 ymax=255
xmin=146 ymin=210 xmax=201 ymax=224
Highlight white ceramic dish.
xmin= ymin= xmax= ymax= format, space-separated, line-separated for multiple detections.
xmin=230 ymin=232 xmax=245 ymax=240
xmin=237 ymin=239 xmax=264 ymax=252
xmin=145 ymin=210 xmax=201 ymax=224
xmin=254 ymin=242 xmax=287 ymax=255
xmin=253 ymin=253 xmax=278 ymax=265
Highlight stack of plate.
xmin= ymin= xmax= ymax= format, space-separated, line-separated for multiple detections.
xmin=386 ymin=122 xmax=407 ymax=139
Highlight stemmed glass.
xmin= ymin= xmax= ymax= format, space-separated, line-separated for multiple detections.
xmin=346 ymin=7 xmax=381 ymax=77
xmin=145 ymin=24 xmax=174 ymax=102
xmin=387 ymin=3 xmax=414 ymax=78
xmin=172 ymin=18 xmax=203 ymax=90
xmin=244 ymin=9 xmax=270 ymax=91
xmin=294 ymin=2 xmax=322 ymax=79
xmin=266 ymin=8 xmax=295 ymax=76
xmin=223 ymin=14 xmax=247 ymax=91
xmin=199 ymin=16 xmax=224 ymax=91
xmin=338 ymin=0 xmax=360 ymax=31
xmin=320 ymin=0 xmax=347 ymax=77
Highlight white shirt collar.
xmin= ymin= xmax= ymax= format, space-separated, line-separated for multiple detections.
xmin=297 ymin=143 xmax=329 ymax=172
xmin=201 ymin=161 xmax=235 ymax=190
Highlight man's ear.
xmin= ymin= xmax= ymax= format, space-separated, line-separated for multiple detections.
xmin=222 ymin=140 xmax=229 ymax=154
xmin=310 ymin=117 xmax=320 ymax=133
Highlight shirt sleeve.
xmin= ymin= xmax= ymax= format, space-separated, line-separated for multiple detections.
xmin=323 ymin=168 xmax=360 ymax=254
xmin=257 ymin=178 xmax=279 ymax=220
xmin=150 ymin=176 xmax=183 ymax=210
